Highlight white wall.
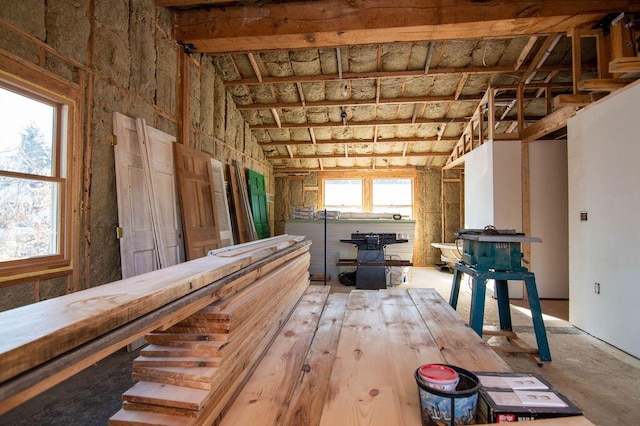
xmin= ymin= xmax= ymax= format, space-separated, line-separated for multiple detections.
xmin=567 ymin=80 xmax=640 ymax=358
xmin=529 ymin=140 xmax=569 ymax=298
xmin=464 ymin=141 xmax=523 ymax=298
xmin=465 ymin=142 xmax=495 ymax=228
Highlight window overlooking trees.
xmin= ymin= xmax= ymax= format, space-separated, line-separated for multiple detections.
xmin=0 ymin=59 xmax=79 ymax=286
xmin=0 ymin=87 xmax=60 ymax=262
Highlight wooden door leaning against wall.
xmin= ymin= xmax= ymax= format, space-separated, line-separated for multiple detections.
xmin=246 ymin=169 xmax=270 ymax=240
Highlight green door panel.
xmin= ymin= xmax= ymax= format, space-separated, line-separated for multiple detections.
xmin=246 ymin=169 xmax=270 ymax=239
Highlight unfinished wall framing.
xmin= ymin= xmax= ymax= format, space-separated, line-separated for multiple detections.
xmin=0 ymin=2 xmax=272 ymax=312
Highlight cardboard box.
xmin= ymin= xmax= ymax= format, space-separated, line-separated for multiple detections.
xmin=475 ymin=372 xmax=582 ymax=423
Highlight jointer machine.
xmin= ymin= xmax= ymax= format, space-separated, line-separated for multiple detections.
xmin=339 ymin=232 xmax=409 ymax=290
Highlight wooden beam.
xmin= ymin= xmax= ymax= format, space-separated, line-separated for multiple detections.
xmin=514 ymin=36 xmax=539 ymax=71
xmin=517 ymin=83 xmax=525 ymax=132
xmin=595 ymin=29 xmax=612 ymax=79
xmin=0 ymin=238 xmax=310 ymax=413
xmin=520 ymin=107 xmax=576 ymax=143
xmin=553 ymin=93 xmax=600 ymax=108
xmin=251 ymin=117 xmax=469 ymax=130
xmin=275 ymin=165 xmax=419 ymax=172
xmin=424 ymin=41 xmax=434 ymax=74
xmin=172 ymin=0 xmax=623 ymax=53
xmin=259 ymin=136 xmax=458 ymax=147
xmin=487 ymin=87 xmax=495 ymax=141
xmin=610 ymin=13 xmax=637 ymax=78
xmin=268 ymin=151 xmax=449 ymax=161
xmin=157 ymin=0 xmax=232 ymax=5
xmin=180 ymin=51 xmax=190 ymax=145
xmin=247 ymin=53 xmax=263 ymax=83
xmin=570 ymin=28 xmax=582 ymax=94
xmin=270 ymin=109 xmax=281 ymax=128
xmin=235 ymin=91 xmax=556 ymax=111
xmin=609 ymin=57 xmax=640 ymax=74
xmin=224 ymin=64 xmax=569 ymax=86
xmin=577 ymin=78 xmax=635 ymax=91
xmin=296 ymin=82 xmax=305 ymax=107
xmin=285 ymin=145 xmax=294 ymax=159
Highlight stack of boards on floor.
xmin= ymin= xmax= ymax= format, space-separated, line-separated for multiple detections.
xmin=109 ymin=236 xmax=312 ymax=424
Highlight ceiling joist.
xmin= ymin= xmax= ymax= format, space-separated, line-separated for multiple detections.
xmin=157 ymin=0 xmax=640 ymax=172
xmin=171 ymin=0 xmax=632 ymax=53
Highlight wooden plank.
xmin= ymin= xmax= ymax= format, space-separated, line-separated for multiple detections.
xmin=135 ymin=253 xmax=310 ymax=382
xmin=279 ymin=293 xmax=348 ymax=426
xmin=0 ymin=236 xmax=306 ymax=384
xmin=319 ymin=291 xmax=404 ymax=425
xmin=571 ymin=28 xmax=583 ymax=94
xmin=578 ymin=78 xmax=635 ymax=91
xmin=609 ymin=57 xmax=640 ymax=74
xmin=553 ymin=94 xmax=593 ymax=107
xmin=139 ymin=272 xmax=304 ymax=389
xmin=187 ymin=281 xmax=316 ymax=425
xmin=610 ymin=15 xmax=637 ymax=78
xmin=378 ymin=290 xmax=448 ymax=425
xmin=407 ymin=288 xmax=510 ymax=372
xmin=114 ymin=268 xmax=312 ymax=423
xmin=122 ymin=401 xmax=198 ymax=419
xmin=0 ymin=241 xmax=309 ymax=415
xmin=172 ymin=0 xmax=614 ymax=53
xmin=123 ymin=380 xmax=210 ymax=411
xmin=219 ymin=287 xmax=330 ymax=425
xmin=213 ymin=235 xmax=303 ymax=258
xmin=110 ymin=408 xmax=187 ymax=426
xmin=520 ymin=107 xmax=576 ymax=143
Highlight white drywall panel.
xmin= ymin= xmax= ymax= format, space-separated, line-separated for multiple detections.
xmin=464 ymin=141 xmax=523 ymax=299
xmin=567 ymin=80 xmax=640 ymax=358
xmin=464 ymin=142 xmax=495 ymax=229
xmin=529 ymin=140 xmax=569 ymax=299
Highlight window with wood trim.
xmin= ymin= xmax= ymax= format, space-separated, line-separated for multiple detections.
xmin=0 ymin=59 xmax=80 ymax=286
xmin=319 ymin=171 xmax=416 ymax=219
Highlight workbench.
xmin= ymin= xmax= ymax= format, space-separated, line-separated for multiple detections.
xmin=219 ymin=287 xmax=591 ymax=426
xmin=217 ymin=287 xmax=508 ymax=424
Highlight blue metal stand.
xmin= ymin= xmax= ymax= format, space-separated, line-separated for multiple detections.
xmin=449 ymin=262 xmax=551 ymax=362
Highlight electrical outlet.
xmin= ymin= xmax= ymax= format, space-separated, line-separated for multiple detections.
xmin=594 ymin=282 xmax=601 ymax=294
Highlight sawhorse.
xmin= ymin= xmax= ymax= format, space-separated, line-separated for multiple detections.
xmin=449 ymin=262 xmax=551 ymax=362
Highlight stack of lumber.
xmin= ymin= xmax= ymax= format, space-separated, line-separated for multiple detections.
xmin=0 ymin=235 xmax=308 ymax=415
xmin=109 ymin=247 xmax=312 ymax=425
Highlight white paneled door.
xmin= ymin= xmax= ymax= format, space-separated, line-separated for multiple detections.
xmin=113 ymin=113 xmax=185 ymax=279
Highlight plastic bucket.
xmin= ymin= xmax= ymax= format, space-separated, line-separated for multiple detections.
xmin=414 ymin=364 xmax=480 ymax=426
xmin=418 ymin=364 xmax=459 ymax=391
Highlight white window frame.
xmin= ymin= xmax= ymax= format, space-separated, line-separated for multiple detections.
xmin=0 ymin=56 xmax=81 ymax=287
xmin=319 ymin=171 xmax=416 ymax=219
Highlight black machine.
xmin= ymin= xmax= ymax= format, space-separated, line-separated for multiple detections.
xmin=339 ymin=232 xmax=409 ymax=290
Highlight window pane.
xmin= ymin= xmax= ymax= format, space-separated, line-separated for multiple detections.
xmin=373 ymin=178 xmax=412 ymax=217
xmin=0 ymin=87 xmax=55 ymax=177
xmin=0 ymin=176 xmax=59 ymax=261
xmin=324 ymin=179 xmax=362 ymax=212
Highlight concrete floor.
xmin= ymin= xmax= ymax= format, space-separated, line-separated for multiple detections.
xmin=2 ymin=267 xmax=639 ymax=425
